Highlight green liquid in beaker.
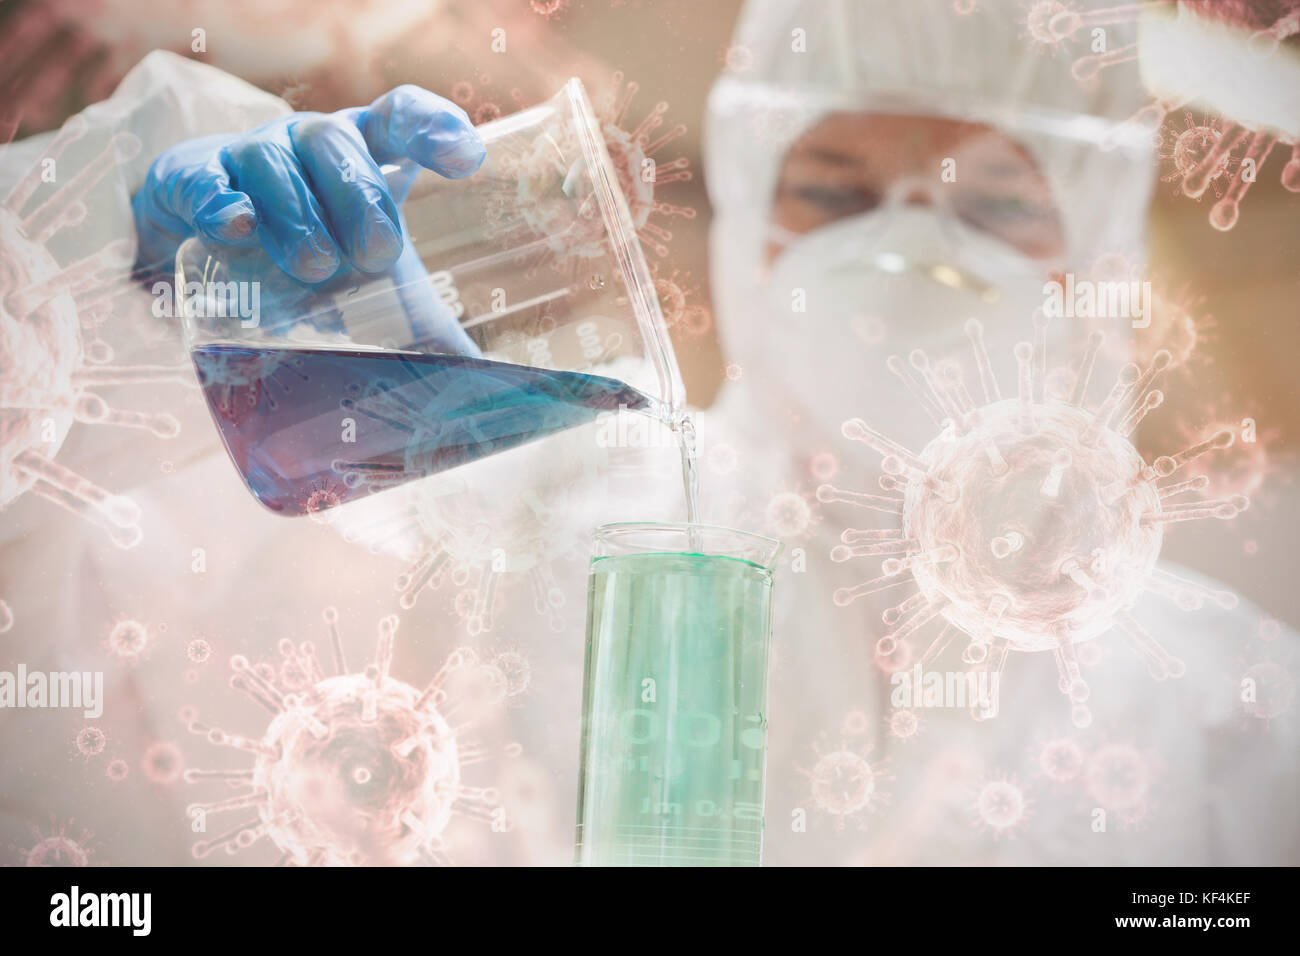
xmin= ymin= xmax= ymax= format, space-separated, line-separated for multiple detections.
xmin=576 ymin=551 xmax=774 ymax=867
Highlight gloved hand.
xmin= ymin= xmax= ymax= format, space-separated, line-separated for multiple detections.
xmin=132 ymin=84 xmax=486 ymax=352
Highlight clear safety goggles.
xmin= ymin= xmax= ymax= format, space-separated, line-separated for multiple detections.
xmin=707 ymin=77 xmax=1153 ymax=264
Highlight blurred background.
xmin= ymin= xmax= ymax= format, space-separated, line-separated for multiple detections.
xmin=0 ymin=0 xmax=1296 ymax=864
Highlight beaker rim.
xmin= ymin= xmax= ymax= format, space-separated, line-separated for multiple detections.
xmin=592 ymin=522 xmax=783 ymax=569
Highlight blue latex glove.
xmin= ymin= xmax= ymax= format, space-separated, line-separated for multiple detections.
xmin=133 ymin=85 xmax=486 ymax=351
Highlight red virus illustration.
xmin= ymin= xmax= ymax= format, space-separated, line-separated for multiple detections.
xmin=885 ymin=707 xmax=924 ymax=741
xmin=970 ymin=771 xmax=1033 ymax=838
xmin=184 ymin=608 xmax=513 ymax=866
xmin=763 ymin=486 xmax=818 ymax=540
xmin=720 ymin=43 xmax=756 ymax=75
xmin=104 ymin=618 xmax=150 ymax=664
xmin=818 ymin=317 xmax=1249 ymax=728
xmin=1 ymin=118 xmax=186 ymax=554
xmin=141 ymin=740 xmax=185 ymax=786
xmin=446 ymin=73 xmax=528 ymax=127
xmin=17 ymin=818 xmax=96 ymax=867
xmin=798 ymin=732 xmax=891 ymax=830
xmin=1023 ymin=1 xmax=1300 ymax=230
xmin=529 ymin=0 xmax=571 ymax=19
xmin=589 ymin=71 xmax=696 ymax=259
xmin=73 ymin=725 xmax=106 ymax=760
xmin=490 ymin=647 xmax=532 ymax=704
xmin=1032 ymin=732 xmax=1088 ymax=783
xmin=1032 ymin=731 xmax=1162 ymax=828
xmin=186 ymin=637 xmax=213 ymax=665
xmin=652 ymin=266 xmax=711 ymax=341
xmin=1081 ymin=738 xmax=1159 ymax=828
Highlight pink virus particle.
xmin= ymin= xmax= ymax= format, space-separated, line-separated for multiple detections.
xmin=302 ymin=481 xmax=346 ymax=523
xmin=73 ymin=725 xmax=106 ymax=760
xmin=970 ymin=772 xmax=1032 ymax=838
xmin=1020 ymin=1 xmax=1074 ymax=53
xmin=186 ymin=637 xmax=213 ymax=666
xmin=1032 ymin=733 xmax=1087 ymax=783
xmin=886 ymin=707 xmax=923 ymax=741
xmin=471 ymin=71 xmax=693 ymax=267
xmin=529 ymin=0 xmax=570 ymax=18
xmin=445 ymin=74 xmax=527 ymax=125
xmin=1160 ymin=111 xmax=1240 ymax=193
xmin=652 ymin=264 xmax=715 ymax=345
xmin=1063 ymin=1 xmax=1300 ymax=230
xmin=954 ymin=0 xmax=980 ymax=15
xmin=840 ymin=707 xmax=872 ymax=737
xmin=764 ymin=487 xmax=817 ymax=540
xmin=818 ymin=316 xmax=1250 ymax=728
xmin=141 ymin=740 xmax=185 ymax=786
xmin=491 ymin=648 xmax=532 ymax=703
xmin=799 ymin=735 xmax=891 ymax=830
xmin=1157 ymin=116 xmax=1298 ymax=231
xmin=20 ymin=818 xmax=95 ymax=867
xmin=105 ymin=758 xmax=129 ymax=783
xmin=676 ymin=304 xmax=714 ymax=340
xmin=589 ymin=71 xmax=695 ymax=258
xmin=183 ymin=608 xmax=510 ymax=866
xmin=808 ymin=451 xmax=841 ymax=483
xmin=1 ymin=118 xmax=187 ymax=548
xmin=721 ymin=43 xmax=755 ymax=75
xmin=105 ymin=618 xmax=150 ymax=664
xmin=450 ymin=80 xmax=475 ymax=106
xmin=1082 ymin=739 xmax=1158 ymax=827
xmin=651 ymin=265 xmax=703 ymax=333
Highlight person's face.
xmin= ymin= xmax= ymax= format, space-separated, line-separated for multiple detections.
xmin=769 ymin=112 xmax=1065 ymax=265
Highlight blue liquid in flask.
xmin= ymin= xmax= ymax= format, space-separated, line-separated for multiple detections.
xmin=191 ymin=344 xmax=652 ymax=516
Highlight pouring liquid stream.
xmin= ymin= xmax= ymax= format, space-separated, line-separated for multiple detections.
xmin=673 ymin=413 xmax=703 ymax=548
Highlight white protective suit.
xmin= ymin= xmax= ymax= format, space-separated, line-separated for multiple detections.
xmin=0 ymin=0 xmax=1296 ymax=867
xmin=696 ymin=0 xmax=1300 ymax=865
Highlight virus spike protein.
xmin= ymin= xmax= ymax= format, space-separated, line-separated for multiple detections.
xmin=184 ymin=610 xmax=509 ymax=866
xmin=824 ymin=318 xmax=1248 ymax=728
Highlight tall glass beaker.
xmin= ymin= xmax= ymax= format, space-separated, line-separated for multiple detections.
xmin=576 ymin=522 xmax=781 ymax=867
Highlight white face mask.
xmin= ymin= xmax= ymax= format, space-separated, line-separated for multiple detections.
xmin=753 ymin=205 xmax=1069 ymax=454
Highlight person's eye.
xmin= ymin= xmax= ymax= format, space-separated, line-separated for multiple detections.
xmin=962 ymin=192 xmax=1053 ymax=222
xmin=790 ymin=183 xmax=881 ymax=215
